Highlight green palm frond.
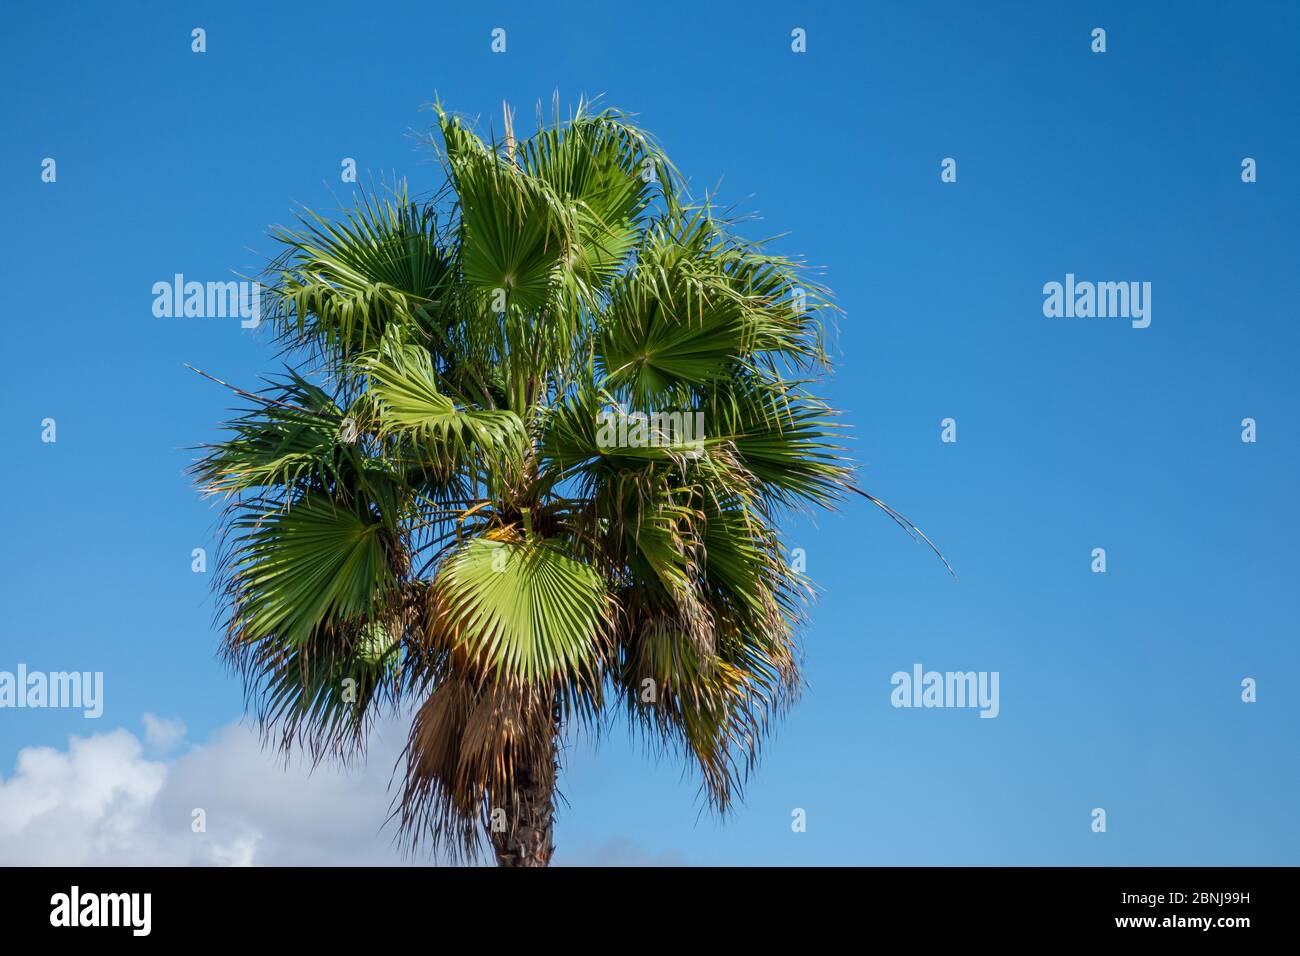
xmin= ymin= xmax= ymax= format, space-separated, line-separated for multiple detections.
xmin=428 ymin=535 xmax=612 ymax=688
xmin=192 ymin=370 xmax=350 ymax=497
xmin=271 ymin=186 xmax=454 ymax=362
xmin=440 ymin=111 xmax=577 ymax=316
xmin=226 ymin=494 xmax=397 ymax=647
xmin=598 ymin=214 xmax=758 ymax=404
xmin=520 ymin=102 xmax=667 ymax=292
xmin=363 ymin=335 xmax=527 ymax=473
xmin=707 ymin=371 xmax=854 ymax=509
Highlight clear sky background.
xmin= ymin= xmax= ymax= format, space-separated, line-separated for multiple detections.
xmin=1 ymin=0 xmax=1297 ymax=865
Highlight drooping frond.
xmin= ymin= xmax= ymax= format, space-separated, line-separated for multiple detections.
xmin=192 ymin=370 xmax=352 ymax=499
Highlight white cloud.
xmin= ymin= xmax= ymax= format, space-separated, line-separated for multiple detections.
xmin=0 ymin=714 xmax=423 ymax=866
xmin=141 ymin=713 xmax=186 ymax=754
xmin=0 ymin=715 xmax=692 ymax=867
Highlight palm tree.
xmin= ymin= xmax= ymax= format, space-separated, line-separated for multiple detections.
xmin=192 ymin=99 xmax=942 ymax=866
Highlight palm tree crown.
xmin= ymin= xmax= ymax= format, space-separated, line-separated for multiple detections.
xmin=193 ymin=99 xmax=929 ymax=865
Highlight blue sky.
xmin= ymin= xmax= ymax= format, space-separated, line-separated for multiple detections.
xmin=1 ymin=0 xmax=1297 ymax=865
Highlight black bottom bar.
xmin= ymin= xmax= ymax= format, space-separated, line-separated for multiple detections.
xmin=0 ymin=866 xmax=1281 ymax=941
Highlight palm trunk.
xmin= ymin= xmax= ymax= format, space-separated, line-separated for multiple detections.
xmin=489 ymin=722 xmax=558 ymax=867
